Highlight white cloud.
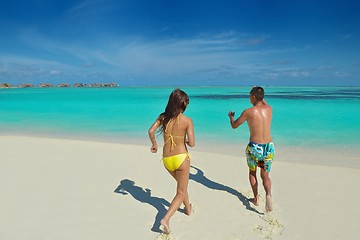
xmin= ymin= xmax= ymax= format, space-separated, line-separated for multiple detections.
xmin=50 ymin=70 xmax=60 ymax=75
xmin=62 ymin=0 xmax=121 ymax=26
xmin=287 ymin=71 xmax=310 ymax=77
xmin=3 ymin=28 xmax=356 ymax=85
xmin=0 ymin=29 xmax=299 ymax=84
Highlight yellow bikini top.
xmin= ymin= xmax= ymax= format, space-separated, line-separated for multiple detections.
xmin=164 ymin=114 xmax=185 ymax=150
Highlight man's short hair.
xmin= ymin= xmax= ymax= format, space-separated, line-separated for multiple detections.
xmin=250 ymin=87 xmax=264 ymax=101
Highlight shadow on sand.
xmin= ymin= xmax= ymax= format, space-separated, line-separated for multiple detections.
xmin=114 ymin=179 xmax=184 ymax=233
xmin=189 ymin=165 xmax=262 ymax=214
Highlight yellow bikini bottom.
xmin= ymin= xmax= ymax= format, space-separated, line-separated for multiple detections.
xmin=162 ymin=153 xmax=190 ymax=171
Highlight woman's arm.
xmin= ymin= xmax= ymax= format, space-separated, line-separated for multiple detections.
xmin=185 ymin=118 xmax=195 ymax=147
xmin=148 ymin=120 xmax=160 ymax=153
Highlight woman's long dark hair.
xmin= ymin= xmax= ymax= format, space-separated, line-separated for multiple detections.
xmin=158 ymin=89 xmax=189 ymax=133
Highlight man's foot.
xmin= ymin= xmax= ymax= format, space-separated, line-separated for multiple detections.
xmin=184 ymin=203 xmax=192 ymax=216
xmin=265 ymin=195 xmax=273 ymax=212
xmin=249 ymin=198 xmax=259 ymax=206
xmin=160 ymin=219 xmax=171 ymax=234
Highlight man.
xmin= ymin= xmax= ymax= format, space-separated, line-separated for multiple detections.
xmin=228 ymin=86 xmax=275 ymax=212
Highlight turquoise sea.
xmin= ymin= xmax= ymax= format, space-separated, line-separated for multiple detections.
xmin=1 ymin=86 xmax=360 ymax=159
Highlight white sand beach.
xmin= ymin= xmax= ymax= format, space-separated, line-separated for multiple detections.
xmin=1 ymin=135 xmax=359 ymax=240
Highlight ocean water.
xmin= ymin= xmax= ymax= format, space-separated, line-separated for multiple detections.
xmin=1 ymin=86 xmax=359 ymax=153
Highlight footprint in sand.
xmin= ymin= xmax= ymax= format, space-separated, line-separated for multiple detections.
xmin=190 ymin=203 xmax=197 ymax=214
xmin=154 ymin=233 xmax=176 ymax=240
xmin=255 ymin=214 xmax=284 ymax=239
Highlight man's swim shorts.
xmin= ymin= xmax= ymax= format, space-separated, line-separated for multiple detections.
xmin=245 ymin=142 xmax=275 ymax=172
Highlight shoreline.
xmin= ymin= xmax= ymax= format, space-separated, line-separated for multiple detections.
xmin=1 ymin=133 xmax=359 ymax=169
xmin=1 ymin=135 xmax=359 ymax=240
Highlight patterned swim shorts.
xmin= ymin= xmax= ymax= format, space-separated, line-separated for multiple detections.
xmin=246 ymin=142 xmax=275 ymax=172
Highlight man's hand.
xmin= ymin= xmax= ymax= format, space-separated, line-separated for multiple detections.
xmin=228 ymin=111 xmax=235 ymax=118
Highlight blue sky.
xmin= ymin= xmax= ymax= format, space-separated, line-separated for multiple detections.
xmin=0 ymin=0 xmax=359 ymax=86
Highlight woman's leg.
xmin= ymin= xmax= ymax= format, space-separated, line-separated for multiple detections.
xmin=166 ymin=163 xmax=191 ymax=214
xmin=161 ymin=157 xmax=191 ymax=233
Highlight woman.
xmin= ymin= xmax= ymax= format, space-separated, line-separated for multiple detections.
xmin=148 ymin=89 xmax=195 ymax=234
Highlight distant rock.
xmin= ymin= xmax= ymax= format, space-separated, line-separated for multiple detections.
xmin=74 ymin=83 xmax=87 ymax=87
xmin=0 ymin=83 xmax=14 ymax=88
xmin=38 ymin=83 xmax=53 ymax=88
xmin=89 ymin=83 xmax=119 ymax=88
xmin=18 ymin=84 xmax=34 ymax=88
xmin=57 ymin=83 xmax=71 ymax=88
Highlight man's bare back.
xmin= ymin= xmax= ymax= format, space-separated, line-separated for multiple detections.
xmin=229 ymin=98 xmax=272 ymax=144
xmin=246 ymin=100 xmax=272 ymax=144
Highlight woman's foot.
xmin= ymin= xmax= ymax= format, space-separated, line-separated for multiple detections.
xmin=184 ymin=203 xmax=192 ymax=216
xmin=160 ymin=219 xmax=171 ymax=234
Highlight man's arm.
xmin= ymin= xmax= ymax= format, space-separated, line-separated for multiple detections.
xmin=228 ymin=109 xmax=248 ymax=129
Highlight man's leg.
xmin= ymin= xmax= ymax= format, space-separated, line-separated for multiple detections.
xmin=260 ymin=169 xmax=273 ymax=212
xmin=249 ymin=169 xmax=259 ymax=206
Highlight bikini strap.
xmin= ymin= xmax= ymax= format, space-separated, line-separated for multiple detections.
xmin=164 ymin=119 xmax=172 ymax=132
xmin=164 ymin=114 xmax=182 ymax=150
xmin=164 ymin=133 xmax=177 ymax=150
